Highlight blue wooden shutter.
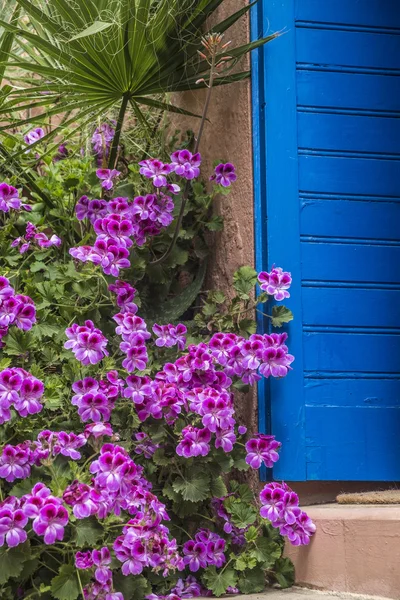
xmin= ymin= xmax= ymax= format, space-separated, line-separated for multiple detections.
xmin=252 ymin=0 xmax=400 ymax=480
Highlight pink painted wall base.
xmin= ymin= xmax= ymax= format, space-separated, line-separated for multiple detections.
xmin=285 ymin=504 xmax=400 ymax=598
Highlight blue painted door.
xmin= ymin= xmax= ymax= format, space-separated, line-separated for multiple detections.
xmin=252 ymin=0 xmax=400 ymax=480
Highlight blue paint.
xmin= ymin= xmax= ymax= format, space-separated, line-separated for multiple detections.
xmin=297 ymin=71 xmax=400 ymax=112
xmin=305 ymin=406 xmax=400 ymax=480
xmin=251 ymin=0 xmax=269 ymax=481
xmin=298 ymin=113 xmax=400 ymax=154
xmin=252 ymin=0 xmax=400 ymax=480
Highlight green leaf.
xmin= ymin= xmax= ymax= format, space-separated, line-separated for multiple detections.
xmin=202 ymin=566 xmax=238 ymax=597
xmin=224 ymin=500 xmax=257 ymax=529
xmin=3 ymin=329 xmax=32 ymax=356
xmin=10 ymin=476 xmax=39 ymax=498
xmin=233 ymin=265 xmax=257 ymax=299
xmin=73 ymin=518 xmax=103 ymax=547
xmin=210 ymin=476 xmax=228 ymax=498
xmin=113 ymin=573 xmax=150 ymax=600
xmin=238 ymin=318 xmax=257 ymax=336
xmin=0 ymin=357 xmax=11 ymax=370
xmin=114 ymin=183 xmax=135 ymax=197
xmin=30 ymin=261 xmax=47 ymax=273
xmin=233 ymin=457 xmax=250 ymax=471
xmin=0 ymin=541 xmax=31 ymax=584
xmin=238 ymin=567 xmax=266 ymax=594
xmin=0 ymin=4 xmax=20 ymax=85
xmin=173 ymin=472 xmax=210 ymax=502
xmin=51 ymin=564 xmax=81 ymax=600
xmin=271 ymin=305 xmax=294 ymax=328
xmin=245 ymin=526 xmax=259 ymax=543
xmin=237 ymin=483 xmax=254 ymax=503
xmin=274 ymin=557 xmax=295 ymax=589
xmin=142 ymin=260 xmax=207 ymax=322
xmin=234 ymin=552 xmax=258 ymax=571
xmin=206 ymin=215 xmax=224 ymax=231
xmin=68 ymin=21 xmax=114 ymax=41
xmin=250 ymin=538 xmax=282 ymax=565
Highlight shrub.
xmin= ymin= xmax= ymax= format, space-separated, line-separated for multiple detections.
xmin=0 ymin=137 xmax=315 ymax=600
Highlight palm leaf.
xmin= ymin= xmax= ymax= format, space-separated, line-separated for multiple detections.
xmin=0 ymin=3 xmax=20 ymax=85
xmin=0 ymin=0 xmax=277 ymax=156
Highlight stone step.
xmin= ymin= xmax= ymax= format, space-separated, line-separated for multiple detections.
xmin=224 ymin=588 xmax=393 ymax=600
xmin=284 ymin=504 xmax=400 ymax=599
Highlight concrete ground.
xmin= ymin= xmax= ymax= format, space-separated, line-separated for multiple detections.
xmin=221 ymin=588 xmax=393 ymax=600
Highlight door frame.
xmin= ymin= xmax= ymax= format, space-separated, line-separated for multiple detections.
xmin=251 ymin=0 xmax=307 ymax=481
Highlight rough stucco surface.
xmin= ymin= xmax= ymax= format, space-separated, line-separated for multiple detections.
xmin=175 ymin=1 xmax=257 ymax=441
xmin=176 ymin=0 xmax=254 ymax=293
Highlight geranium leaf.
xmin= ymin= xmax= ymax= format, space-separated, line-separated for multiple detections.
xmin=51 ymin=564 xmax=81 ymax=600
xmin=210 ymin=476 xmax=228 ymax=498
xmin=0 ymin=541 xmax=31 ymax=584
xmin=238 ymin=566 xmax=266 ymax=593
xmin=271 ymin=305 xmax=294 ymax=328
xmin=202 ymin=566 xmax=238 ymax=597
xmin=73 ymin=518 xmax=103 ymax=547
xmin=274 ymin=557 xmax=295 ymax=589
xmin=172 ymin=472 xmax=210 ymax=502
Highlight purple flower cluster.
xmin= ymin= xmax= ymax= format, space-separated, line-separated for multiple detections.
xmin=209 ymin=331 xmax=294 ymax=382
xmin=183 ymin=529 xmax=226 ymax=572
xmin=92 ymin=122 xmax=115 ymax=164
xmin=123 ymin=331 xmax=292 ymax=459
xmin=0 ymin=484 xmax=68 ymax=547
xmin=71 ymin=372 xmax=121 ymax=422
xmin=153 ymin=323 xmax=187 ymax=351
xmin=24 ymin=127 xmax=45 ymax=146
xmin=245 ymin=434 xmax=281 ymax=469
xmin=77 ymin=548 xmax=125 ymax=600
xmin=0 ymin=278 xmax=36 ymax=344
xmin=176 ymin=426 xmax=211 ymax=458
xmin=70 ymin=193 xmax=175 ymax=275
xmin=258 ymin=267 xmax=292 ymax=301
xmin=170 ymin=576 xmax=207 ymax=598
xmin=63 ymin=444 xmax=150 ymax=520
xmin=0 ymin=368 xmax=43 ymax=423
xmin=209 ymin=163 xmax=237 ymax=187
xmin=69 ymin=149 xmax=204 ymax=277
xmin=260 ymin=482 xmax=316 ymax=546
xmin=12 ymin=222 xmax=61 ymax=254
xmin=0 ymin=183 xmax=31 ymax=213
xmin=64 ymin=320 xmax=109 ymax=366
xmin=0 ymin=430 xmax=86 ymax=483
xmin=114 ymin=313 xmax=150 ymax=372
xmin=84 ymin=422 xmax=114 ymax=440
xmin=138 ymin=159 xmax=172 ymax=188
xmin=114 ymin=520 xmax=182 ymax=577
xmin=67 ymin=444 xmax=182 ymax=579
xmin=109 ymin=280 xmax=138 ymax=313
xmin=170 ymin=150 xmax=201 ymax=180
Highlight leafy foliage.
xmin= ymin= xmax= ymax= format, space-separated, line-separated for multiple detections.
xmin=0 ymin=0 xmax=277 ymax=158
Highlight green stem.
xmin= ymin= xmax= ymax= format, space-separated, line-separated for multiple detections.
xmin=150 ymin=51 xmax=217 ymax=266
xmin=76 ymin=568 xmax=85 ymax=598
xmin=194 ymin=512 xmax=215 ymax=523
xmin=108 ymin=93 xmax=130 ymax=169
